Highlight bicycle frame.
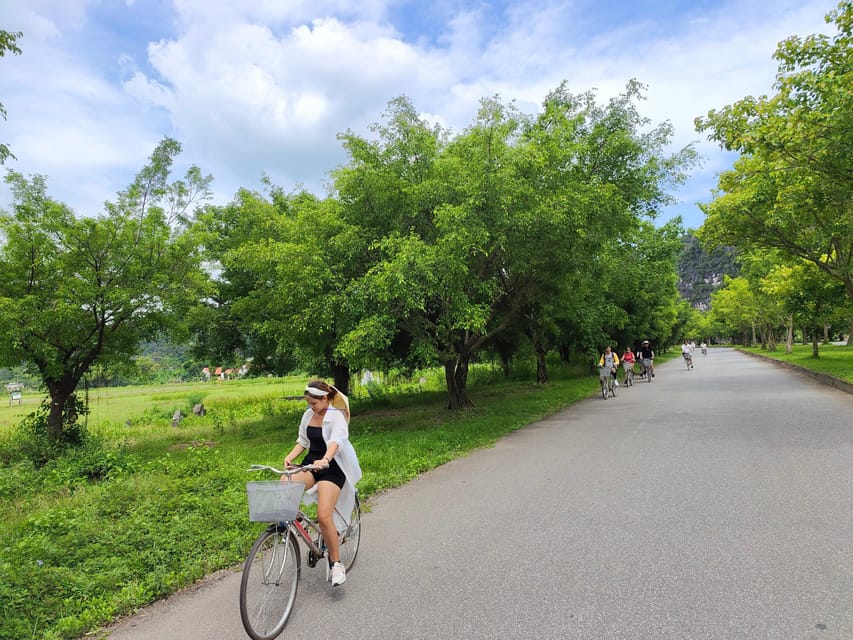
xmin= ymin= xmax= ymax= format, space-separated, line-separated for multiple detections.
xmin=287 ymin=501 xmax=356 ymax=559
xmin=642 ymin=358 xmax=653 ymax=380
xmin=622 ymin=361 xmax=634 ymax=385
xmin=599 ymin=366 xmax=616 ymax=398
xmin=288 ymin=513 xmax=325 ymax=559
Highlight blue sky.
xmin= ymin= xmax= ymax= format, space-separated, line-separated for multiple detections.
xmin=0 ymin=0 xmax=837 ymax=230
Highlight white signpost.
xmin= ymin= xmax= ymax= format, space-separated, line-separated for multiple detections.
xmin=6 ymin=382 xmax=23 ymax=406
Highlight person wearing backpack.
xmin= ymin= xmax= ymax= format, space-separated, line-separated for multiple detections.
xmin=598 ymin=345 xmax=620 ymax=387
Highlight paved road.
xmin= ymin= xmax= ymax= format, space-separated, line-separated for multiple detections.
xmin=106 ymin=349 xmax=852 ymax=640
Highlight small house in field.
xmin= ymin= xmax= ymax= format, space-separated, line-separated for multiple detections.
xmin=214 ymin=366 xmax=224 ymax=380
xmin=201 ymin=367 xmax=211 ymax=381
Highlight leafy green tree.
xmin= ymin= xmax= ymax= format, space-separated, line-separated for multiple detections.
xmin=605 ymin=219 xmax=686 ymax=352
xmin=696 ymin=1 xmax=853 ymax=301
xmin=238 ymin=191 xmax=360 ymax=389
xmin=196 ymin=184 xmax=362 ymax=389
xmin=514 ymin=82 xmax=695 ymax=378
xmin=680 ymin=306 xmax=712 ymax=344
xmin=331 ymin=98 xmax=457 ymax=389
xmin=707 ymin=276 xmax=763 ymax=345
xmin=0 ymin=29 xmax=23 ymax=164
xmin=191 ymin=188 xmax=282 ymax=372
xmin=762 ymin=259 xmax=850 ymax=356
xmin=0 ymin=139 xmax=211 ymax=446
xmin=334 ymin=85 xmax=694 ymax=407
xmin=731 ymin=251 xmax=788 ymax=349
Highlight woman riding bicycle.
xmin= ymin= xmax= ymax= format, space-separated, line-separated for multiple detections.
xmin=621 ymin=347 xmax=636 ymax=384
xmin=598 ymin=345 xmax=620 ymax=388
xmin=282 ymin=380 xmax=362 ymax=586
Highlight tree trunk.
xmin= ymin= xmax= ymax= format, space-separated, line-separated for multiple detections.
xmin=786 ymin=316 xmax=793 ymax=354
xmin=500 ymin=353 xmax=511 ymax=379
xmin=530 ymin=326 xmax=548 ymax=384
xmin=331 ymin=361 xmax=350 ymax=396
xmin=848 ymin=318 xmax=853 ymax=346
xmin=45 ymin=379 xmax=79 ymax=444
xmin=812 ymin=324 xmax=820 ymax=358
xmin=823 ymin=323 xmax=830 ymax=344
xmin=751 ymin=322 xmax=757 ymax=346
xmin=535 ymin=348 xmax=547 ymax=384
xmin=444 ymin=355 xmax=473 ymax=409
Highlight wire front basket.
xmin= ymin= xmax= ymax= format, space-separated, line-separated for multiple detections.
xmin=246 ymin=480 xmax=306 ymax=522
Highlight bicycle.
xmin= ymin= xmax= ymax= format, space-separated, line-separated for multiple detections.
xmin=622 ymin=361 xmax=634 ymax=387
xmin=683 ymin=353 xmax=693 ymax=370
xmin=240 ymin=464 xmax=362 ymax=640
xmin=599 ymin=366 xmax=617 ymax=399
xmin=642 ymin=358 xmax=653 ymax=382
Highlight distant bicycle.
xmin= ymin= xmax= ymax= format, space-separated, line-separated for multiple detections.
xmin=622 ymin=360 xmax=634 ymax=387
xmin=240 ymin=464 xmax=362 ymax=640
xmin=599 ymin=366 xmax=617 ymax=399
xmin=642 ymin=358 xmax=653 ymax=382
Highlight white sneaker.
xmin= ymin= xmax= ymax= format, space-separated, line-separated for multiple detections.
xmin=614 ymin=380 xmax=618 ymax=387
xmin=330 ymin=562 xmax=346 ymax=586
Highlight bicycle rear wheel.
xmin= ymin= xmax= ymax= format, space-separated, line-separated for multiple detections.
xmin=337 ymin=493 xmax=362 ymax=571
xmin=240 ymin=526 xmax=300 ymax=640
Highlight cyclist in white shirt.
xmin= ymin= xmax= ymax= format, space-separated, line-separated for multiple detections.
xmin=681 ymin=340 xmax=694 ymax=369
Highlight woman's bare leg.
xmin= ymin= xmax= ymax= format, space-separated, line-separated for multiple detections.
xmin=315 ymin=481 xmax=343 ymax=562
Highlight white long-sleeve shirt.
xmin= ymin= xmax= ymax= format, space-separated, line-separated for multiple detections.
xmin=297 ymin=406 xmax=362 ymax=530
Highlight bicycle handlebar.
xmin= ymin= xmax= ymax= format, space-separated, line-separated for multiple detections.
xmin=247 ymin=463 xmax=317 ymax=476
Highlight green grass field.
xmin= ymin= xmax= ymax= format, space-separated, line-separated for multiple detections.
xmin=0 ymin=376 xmax=308 ymax=432
xmin=0 ymin=364 xmax=599 ymax=640
xmin=740 ymin=343 xmax=853 ymax=383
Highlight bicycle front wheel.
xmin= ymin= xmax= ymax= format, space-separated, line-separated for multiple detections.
xmin=240 ymin=527 xmax=300 ymax=640
xmin=337 ymin=494 xmax=362 ymax=571
xmin=600 ymin=378 xmax=608 ymax=399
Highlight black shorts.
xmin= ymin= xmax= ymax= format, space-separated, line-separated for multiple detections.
xmin=302 ymin=455 xmax=346 ymax=489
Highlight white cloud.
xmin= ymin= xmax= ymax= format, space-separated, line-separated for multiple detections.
xmin=0 ymin=0 xmax=839 ymax=227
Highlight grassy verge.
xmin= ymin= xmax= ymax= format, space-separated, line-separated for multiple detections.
xmin=739 ymin=343 xmax=853 ymax=384
xmin=0 ymin=367 xmax=598 ymax=640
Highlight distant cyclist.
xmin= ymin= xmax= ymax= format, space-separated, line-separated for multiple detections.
xmin=639 ymin=340 xmax=655 ymax=378
xmin=598 ymin=345 xmax=620 ymax=387
xmin=621 ymin=347 xmax=636 ymax=385
xmin=681 ymin=340 xmax=694 ymax=369
xmin=701 ymin=341 xmax=708 ymax=356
